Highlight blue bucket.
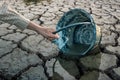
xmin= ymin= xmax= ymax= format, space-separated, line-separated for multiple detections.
xmin=53 ymin=9 xmax=101 ymax=56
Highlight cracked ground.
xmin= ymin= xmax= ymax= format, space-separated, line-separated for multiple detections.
xmin=0 ymin=0 xmax=120 ymax=80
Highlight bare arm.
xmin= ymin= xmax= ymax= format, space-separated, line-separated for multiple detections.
xmin=0 ymin=2 xmax=59 ymax=40
xmin=27 ymin=21 xmax=59 ymax=40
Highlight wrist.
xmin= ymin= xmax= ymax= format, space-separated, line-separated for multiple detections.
xmin=27 ymin=21 xmax=44 ymax=33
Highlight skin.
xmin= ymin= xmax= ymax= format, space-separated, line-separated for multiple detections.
xmin=27 ymin=21 xmax=59 ymax=41
xmin=0 ymin=2 xmax=59 ymax=41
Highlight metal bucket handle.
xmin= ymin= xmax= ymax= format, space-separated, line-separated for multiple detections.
xmin=52 ymin=22 xmax=91 ymax=34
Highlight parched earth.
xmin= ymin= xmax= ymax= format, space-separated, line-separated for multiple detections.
xmin=0 ymin=0 xmax=120 ymax=80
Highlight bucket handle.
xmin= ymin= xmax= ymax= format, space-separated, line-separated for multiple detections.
xmin=52 ymin=22 xmax=91 ymax=34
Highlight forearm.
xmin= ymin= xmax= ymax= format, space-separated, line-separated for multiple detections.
xmin=0 ymin=3 xmax=44 ymax=34
xmin=0 ymin=2 xmax=59 ymax=40
xmin=27 ymin=21 xmax=44 ymax=33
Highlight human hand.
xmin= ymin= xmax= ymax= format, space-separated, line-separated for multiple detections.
xmin=37 ymin=27 xmax=59 ymax=41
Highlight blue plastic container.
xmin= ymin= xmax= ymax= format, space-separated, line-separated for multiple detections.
xmin=53 ymin=9 xmax=101 ymax=56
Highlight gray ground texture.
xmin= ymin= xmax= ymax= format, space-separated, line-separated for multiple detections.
xmin=0 ymin=0 xmax=120 ymax=80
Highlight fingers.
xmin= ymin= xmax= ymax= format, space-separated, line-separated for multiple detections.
xmin=48 ymin=34 xmax=59 ymax=40
xmin=47 ymin=33 xmax=59 ymax=41
xmin=53 ymin=34 xmax=59 ymax=39
xmin=46 ymin=28 xmax=59 ymax=39
xmin=38 ymin=27 xmax=59 ymax=41
xmin=51 ymin=28 xmax=59 ymax=38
